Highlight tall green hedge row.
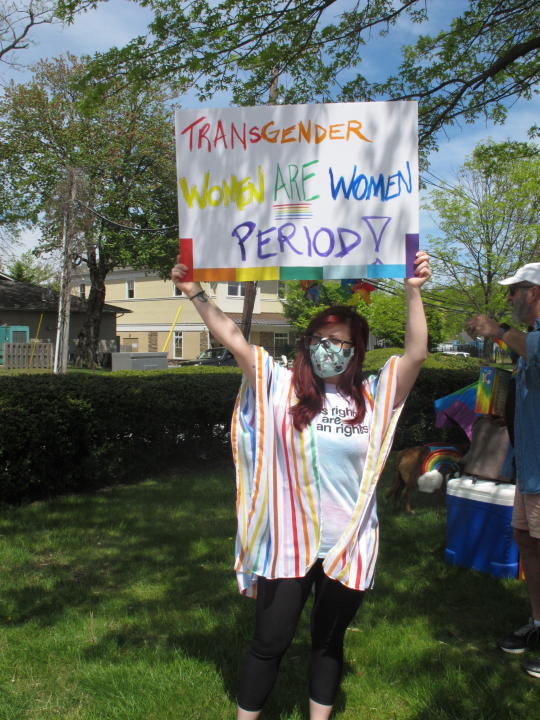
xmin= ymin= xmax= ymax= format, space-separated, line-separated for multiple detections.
xmin=0 ymin=354 xmax=480 ymax=503
xmin=0 ymin=367 xmax=242 ymax=504
xmin=363 ymin=349 xmax=480 ymax=449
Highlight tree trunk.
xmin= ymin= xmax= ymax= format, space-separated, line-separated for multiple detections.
xmin=73 ymin=248 xmax=108 ymax=368
xmin=240 ymin=281 xmax=258 ymax=341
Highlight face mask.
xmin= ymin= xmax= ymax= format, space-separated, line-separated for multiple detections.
xmin=309 ymin=340 xmax=354 ymax=379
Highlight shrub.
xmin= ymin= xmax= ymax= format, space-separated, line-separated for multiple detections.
xmin=364 ymin=349 xmax=480 ymax=449
xmin=0 ymin=353 xmax=480 ymax=503
xmin=0 ymin=368 xmax=241 ymax=503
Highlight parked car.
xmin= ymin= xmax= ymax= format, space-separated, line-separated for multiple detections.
xmin=441 ymin=351 xmax=470 ymax=358
xmin=179 ymin=347 xmax=237 ymax=367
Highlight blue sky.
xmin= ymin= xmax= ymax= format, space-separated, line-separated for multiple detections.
xmin=1 ymin=0 xmax=538 ymax=256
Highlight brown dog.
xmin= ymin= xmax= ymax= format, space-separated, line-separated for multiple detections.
xmin=386 ymin=444 xmax=464 ymax=513
xmin=386 ymin=446 xmax=427 ymax=513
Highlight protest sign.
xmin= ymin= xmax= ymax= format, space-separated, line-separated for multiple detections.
xmin=175 ymin=101 xmax=419 ymax=281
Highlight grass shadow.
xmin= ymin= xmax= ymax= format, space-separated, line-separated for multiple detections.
xmin=1 ymin=455 xmax=536 ymax=719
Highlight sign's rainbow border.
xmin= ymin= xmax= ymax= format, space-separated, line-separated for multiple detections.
xmin=179 ymin=233 xmax=419 ymax=281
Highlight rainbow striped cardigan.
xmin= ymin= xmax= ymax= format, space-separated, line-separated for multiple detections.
xmin=232 ymin=346 xmax=405 ymax=597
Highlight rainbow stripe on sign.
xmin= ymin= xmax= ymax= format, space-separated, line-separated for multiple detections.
xmin=272 ymin=203 xmax=313 ymax=220
xmin=178 ymin=233 xmax=419 ymax=282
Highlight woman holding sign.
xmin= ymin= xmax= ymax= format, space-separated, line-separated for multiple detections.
xmin=172 ymin=251 xmax=431 ymax=720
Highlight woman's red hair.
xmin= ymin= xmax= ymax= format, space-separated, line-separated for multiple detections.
xmin=289 ymin=305 xmax=369 ymax=431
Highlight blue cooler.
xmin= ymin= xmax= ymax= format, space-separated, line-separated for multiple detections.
xmin=445 ymin=476 xmax=518 ymax=579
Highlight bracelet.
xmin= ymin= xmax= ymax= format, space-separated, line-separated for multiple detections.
xmin=495 ymin=323 xmax=511 ymax=340
xmin=188 ymin=290 xmax=207 ymax=302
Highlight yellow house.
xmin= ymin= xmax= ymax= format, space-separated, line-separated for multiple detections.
xmin=72 ymin=268 xmax=295 ymax=363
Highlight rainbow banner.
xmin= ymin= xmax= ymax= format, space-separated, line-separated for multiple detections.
xmin=475 ymin=366 xmax=512 ymax=417
xmin=175 ymin=102 xmax=419 ymax=281
xmin=434 ymin=382 xmax=479 ymax=440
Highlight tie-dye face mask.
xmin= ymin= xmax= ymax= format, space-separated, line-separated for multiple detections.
xmin=309 ymin=338 xmax=354 ymax=379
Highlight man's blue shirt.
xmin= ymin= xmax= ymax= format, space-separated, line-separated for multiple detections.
xmin=514 ymin=317 xmax=540 ymax=494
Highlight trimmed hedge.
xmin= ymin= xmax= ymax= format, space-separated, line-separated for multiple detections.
xmin=363 ymin=348 xmax=480 ymax=449
xmin=0 ymin=367 xmax=242 ymax=504
xmin=0 ymin=354 xmax=480 ymax=503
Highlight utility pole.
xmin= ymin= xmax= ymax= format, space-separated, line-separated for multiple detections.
xmin=53 ymin=168 xmax=77 ymax=374
xmin=240 ymin=68 xmax=280 ymax=341
xmin=240 ymin=280 xmax=257 ymax=341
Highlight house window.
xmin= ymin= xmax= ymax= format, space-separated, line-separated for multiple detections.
xmin=79 ymin=284 xmax=86 ymax=299
xmin=121 ymin=337 xmax=139 ymax=352
xmin=126 ymin=280 xmax=135 ymax=298
xmin=174 ymin=331 xmax=183 ymax=359
xmin=173 ymin=284 xmax=183 ymax=296
xmin=278 ymin=281 xmax=288 ymax=299
xmin=274 ymin=332 xmax=289 ymax=353
xmin=227 ymin=281 xmax=246 ymax=297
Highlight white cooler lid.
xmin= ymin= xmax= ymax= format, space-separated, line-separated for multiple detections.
xmin=447 ymin=476 xmax=516 ymax=506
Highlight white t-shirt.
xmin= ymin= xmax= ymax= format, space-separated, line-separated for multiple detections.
xmin=314 ymin=383 xmax=372 ymax=556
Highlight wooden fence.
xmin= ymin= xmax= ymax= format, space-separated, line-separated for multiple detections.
xmin=3 ymin=342 xmax=54 ymax=370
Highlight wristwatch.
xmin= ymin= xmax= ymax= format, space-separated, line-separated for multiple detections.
xmin=495 ymin=323 xmax=511 ymax=340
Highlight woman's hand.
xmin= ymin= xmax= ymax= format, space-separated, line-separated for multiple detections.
xmin=171 ymin=263 xmax=200 ymax=298
xmin=405 ymin=251 xmax=432 ymax=289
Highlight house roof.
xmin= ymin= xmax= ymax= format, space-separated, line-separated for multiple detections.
xmin=0 ymin=276 xmax=129 ymax=314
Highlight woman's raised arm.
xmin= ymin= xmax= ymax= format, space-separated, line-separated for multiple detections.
xmin=394 ymin=251 xmax=431 ymax=407
xmin=171 ymin=263 xmax=256 ymax=387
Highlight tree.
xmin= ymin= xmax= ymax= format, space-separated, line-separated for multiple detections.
xmin=358 ymin=285 xmax=445 ymax=349
xmin=419 ymin=283 xmax=475 ymax=341
xmin=1 ymin=1 xmax=67 ymax=69
xmin=0 ymin=55 xmax=178 ymax=366
xmin=6 ymin=248 xmax=59 ymax=286
xmin=0 ymin=226 xmax=15 ymax=258
xmin=425 ymin=139 xmax=540 ymax=353
xmin=281 ymin=281 xmax=355 ymax=333
xmin=62 ymin=0 xmax=540 ymax=156
xmin=1 ymin=1 xmax=95 ymax=70
xmin=362 ymin=291 xmax=406 ymax=347
xmin=282 ymin=279 xmax=445 ymax=348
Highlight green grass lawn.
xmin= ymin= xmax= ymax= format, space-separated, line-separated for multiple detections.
xmin=0 ymin=459 xmax=536 ymax=720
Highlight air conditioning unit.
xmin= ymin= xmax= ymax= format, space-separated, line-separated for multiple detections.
xmin=0 ymin=325 xmax=30 ymax=363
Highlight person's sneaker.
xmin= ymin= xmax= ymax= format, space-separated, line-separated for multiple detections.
xmin=498 ymin=619 xmax=540 ymax=654
xmin=523 ymin=656 xmax=540 ymax=678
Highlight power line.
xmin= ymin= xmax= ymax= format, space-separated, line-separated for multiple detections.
xmin=428 ymin=251 xmax=479 ymax=273
xmin=76 ymin=200 xmax=179 ymax=234
xmin=367 ymin=278 xmax=471 ymax=316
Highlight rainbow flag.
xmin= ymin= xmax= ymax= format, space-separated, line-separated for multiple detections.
xmin=434 ymin=383 xmax=479 ymax=440
xmin=475 ymin=366 xmax=511 ymax=416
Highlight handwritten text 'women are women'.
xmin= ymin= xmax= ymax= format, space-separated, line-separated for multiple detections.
xmin=178 ymin=161 xmax=413 ymax=210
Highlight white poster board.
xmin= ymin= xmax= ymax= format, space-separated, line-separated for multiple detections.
xmin=175 ymin=101 xmax=419 ymax=281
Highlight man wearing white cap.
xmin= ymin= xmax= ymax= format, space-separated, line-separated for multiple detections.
xmin=467 ymin=262 xmax=540 ymax=678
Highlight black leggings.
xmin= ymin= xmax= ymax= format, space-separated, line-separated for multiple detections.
xmin=237 ymin=560 xmax=364 ymax=711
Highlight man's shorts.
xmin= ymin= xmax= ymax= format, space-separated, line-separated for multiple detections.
xmin=512 ymin=487 xmax=540 ymax=539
